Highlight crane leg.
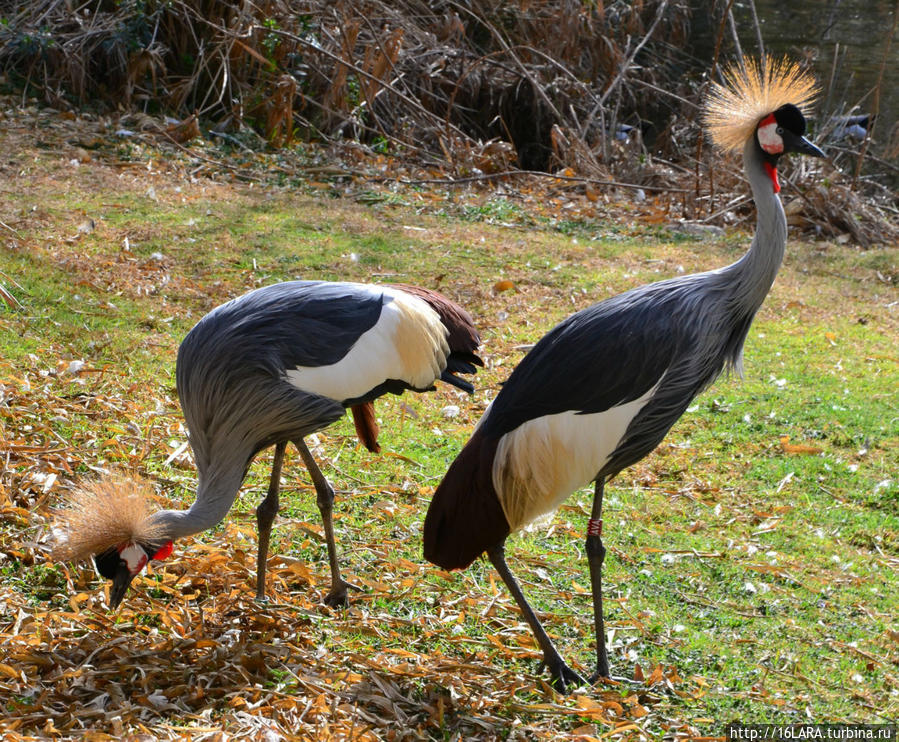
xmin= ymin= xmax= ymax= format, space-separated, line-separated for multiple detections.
xmin=487 ymin=542 xmax=587 ymax=694
xmin=255 ymin=440 xmax=287 ymax=601
xmin=294 ymin=438 xmax=361 ymax=608
xmin=587 ymin=478 xmax=610 ymax=681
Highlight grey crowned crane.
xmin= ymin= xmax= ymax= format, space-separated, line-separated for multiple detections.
xmin=423 ymin=58 xmax=825 ymax=692
xmin=53 ymin=280 xmax=482 ymax=609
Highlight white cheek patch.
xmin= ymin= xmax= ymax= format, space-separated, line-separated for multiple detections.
xmin=118 ymin=542 xmax=148 ymax=576
xmin=757 ymin=121 xmax=783 ymax=154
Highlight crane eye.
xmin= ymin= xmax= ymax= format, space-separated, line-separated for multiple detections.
xmin=776 ymin=126 xmax=784 ymax=135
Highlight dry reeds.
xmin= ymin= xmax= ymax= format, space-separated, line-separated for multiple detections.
xmin=0 ymin=0 xmax=691 ymax=170
xmin=0 ymin=0 xmax=895 ymax=243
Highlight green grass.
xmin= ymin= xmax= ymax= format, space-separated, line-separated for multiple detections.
xmin=0 ymin=123 xmax=897 ymax=738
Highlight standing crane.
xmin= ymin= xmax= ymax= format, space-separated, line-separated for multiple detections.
xmin=423 ymin=58 xmax=825 ymax=692
xmin=53 ymin=280 xmax=482 ymax=609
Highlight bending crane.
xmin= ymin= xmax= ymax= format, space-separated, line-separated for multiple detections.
xmin=54 ymin=280 xmax=481 ymax=609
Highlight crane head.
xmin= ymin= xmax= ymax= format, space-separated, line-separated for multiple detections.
xmin=756 ymin=103 xmax=825 ymax=192
xmin=757 ymin=103 xmax=825 ymax=159
xmin=50 ymin=475 xmax=173 ymax=610
xmin=703 ymin=58 xmax=824 ymax=193
xmin=94 ymin=539 xmax=174 ymax=609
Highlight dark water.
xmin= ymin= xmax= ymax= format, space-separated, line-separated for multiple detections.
xmin=731 ymin=0 xmax=898 ymax=146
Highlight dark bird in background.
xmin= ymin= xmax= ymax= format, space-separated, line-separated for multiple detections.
xmin=423 ymin=58 xmax=825 ymax=692
xmin=53 ymin=281 xmax=482 ymax=609
xmin=610 ymin=123 xmax=637 ymax=143
xmin=829 ymin=112 xmax=874 ymax=142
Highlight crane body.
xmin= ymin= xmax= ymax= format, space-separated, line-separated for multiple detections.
xmin=424 ymin=59 xmax=825 ymax=691
xmin=831 ymin=113 xmax=874 ymax=142
xmin=54 ymin=280 xmax=481 ymax=609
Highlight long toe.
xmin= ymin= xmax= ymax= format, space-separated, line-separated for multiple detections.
xmin=541 ymin=657 xmax=588 ymax=694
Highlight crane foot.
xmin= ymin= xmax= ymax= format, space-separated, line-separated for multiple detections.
xmin=538 ymin=656 xmax=588 ymax=694
xmin=323 ymin=579 xmax=363 ymax=608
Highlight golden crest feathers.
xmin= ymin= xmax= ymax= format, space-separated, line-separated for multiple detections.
xmin=50 ymin=475 xmax=165 ymax=563
xmin=704 ymin=57 xmax=819 ymax=153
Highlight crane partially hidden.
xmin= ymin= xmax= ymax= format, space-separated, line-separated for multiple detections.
xmin=52 ymin=281 xmax=482 ymax=609
xmin=423 ymin=58 xmax=825 ymax=692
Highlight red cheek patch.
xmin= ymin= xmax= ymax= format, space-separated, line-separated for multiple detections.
xmin=151 ymin=541 xmax=174 ymax=561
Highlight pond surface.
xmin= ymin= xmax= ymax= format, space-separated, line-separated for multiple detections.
xmin=702 ymin=0 xmax=897 ymax=150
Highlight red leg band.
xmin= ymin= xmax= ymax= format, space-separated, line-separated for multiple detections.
xmin=587 ymin=517 xmax=603 ymax=537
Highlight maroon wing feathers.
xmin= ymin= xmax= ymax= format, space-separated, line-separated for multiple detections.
xmin=389 ymin=284 xmax=482 ymax=363
xmin=422 ymin=428 xmax=509 ymax=570
xmin=350 ymin=402 xmax=381 ymax=453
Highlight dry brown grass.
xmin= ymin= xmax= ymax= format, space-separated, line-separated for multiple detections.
xmin=2 ymin=1 xmax=896 ymax=243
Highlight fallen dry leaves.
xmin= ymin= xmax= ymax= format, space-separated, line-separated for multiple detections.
xmin=778 ymin=436 xmax=824 ymax=456
xmin=1 ymin=360 xmax=714 ymax=740
xmin=3 ymin=103 xmax=895 ymax=739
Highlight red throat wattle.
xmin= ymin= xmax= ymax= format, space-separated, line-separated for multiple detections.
xmin=152 ymin=541 xmax=174 ymax=561
xmin=763 ymin=161 xmax=780 ymax=193
xmin=117 ymin=540 xmax=173 ymax=576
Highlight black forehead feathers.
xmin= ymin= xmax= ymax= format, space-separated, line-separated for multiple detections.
xmin=772 ymin=103 xmax=806 ymax=136
xmin=94 ymin=547 xmax=121 ymax=580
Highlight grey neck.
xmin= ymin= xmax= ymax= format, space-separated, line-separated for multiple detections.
xmin=148 ymin=461 xmax=247 ymax=540
xmin=719 ymin=137 xmax=787 ymax=314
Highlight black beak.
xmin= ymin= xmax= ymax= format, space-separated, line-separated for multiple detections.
xmin=786 ymin=132 xmax=826 ymax=158
xmin=109 ymin=564 xmax=136 ymax=609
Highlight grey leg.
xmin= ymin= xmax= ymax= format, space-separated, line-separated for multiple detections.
xmin=294 ymin=438 xmax=360 ymax=607
xmin=487 ymin=543 xmax=587 ymax=693
xmin=587 ymin=479 xmax=610 ymax=681
xmin=256 ymin=440 xmax=287 ymax=601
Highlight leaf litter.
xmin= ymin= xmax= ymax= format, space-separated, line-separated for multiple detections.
xmin=1 ymin=342 xmax=709 ymax=740
xmin=2 ymin=102 xmax=897 ymax=739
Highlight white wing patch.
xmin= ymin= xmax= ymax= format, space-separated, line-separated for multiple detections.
xmin=284 ymin=286 xmax=449 ymax=402
xmin=492 ymin=383 xmax=659 ymax=532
